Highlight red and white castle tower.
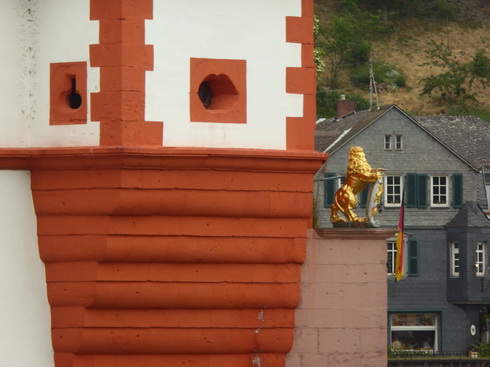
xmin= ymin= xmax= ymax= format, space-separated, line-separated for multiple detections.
xmin=0 ymin=1 xmax=324 ymax=366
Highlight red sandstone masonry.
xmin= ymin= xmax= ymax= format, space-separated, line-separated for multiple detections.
xmin=89 ymin=0 xmax=162 ymax=146
xmin=0 ymin=0 xmax=324 ymax=365
xmin=0 ymin=146 xmax=324 ymax=367
xmin=286 ymin=0 xmax=316 ymax=150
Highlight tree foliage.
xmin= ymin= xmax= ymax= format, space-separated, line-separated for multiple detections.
xmin=355 ymin=0 xmax=456 ymax=23
xmin=316 ymin=0 xmax=383 ymax=89
xmin=420 ymin=42 xmax=490 ymax=108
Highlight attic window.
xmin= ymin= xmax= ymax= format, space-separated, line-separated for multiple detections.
xmin=395 ymin=135 xmax=403 ymax=150
xmin=384 ymin=135 xmax=392 ymax=150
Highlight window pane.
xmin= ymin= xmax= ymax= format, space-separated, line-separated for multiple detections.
xmin=392 ymin=313 xmax=436 ymax=326
xmin=387 ymin=242 xmax=397 ymax=275
xmin=386 ymin=175 xmax=402 ymax=205
xmin=395 ymin=135 xmax=403 ymax=150
xmin=431 ymin=176 xmax=447 ymax=205
xmin=385 ymin=135 xmax=391 ymax=149
xmin=391 ymin=331 xmax=435 ymax=350
xmin=476 ymin=242 xmax=486 ymax=276
xmin=451 ymin=242 xmax=459 ymax=277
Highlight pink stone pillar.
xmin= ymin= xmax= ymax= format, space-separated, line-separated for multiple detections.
xmin=286 ymin=228 xmax=396 ymax=367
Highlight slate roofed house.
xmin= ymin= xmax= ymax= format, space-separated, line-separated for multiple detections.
xmin=314 ymin=102 xmax=490 ymax=352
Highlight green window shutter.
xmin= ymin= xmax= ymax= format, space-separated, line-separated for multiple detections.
xmin=324 ymin=173 xmax=336 ymax=207
xmin=359 ymin=185 xmax=369 ymax=208
xmin=407 ymin=239 xmax=419 ymax=276
xmin=406 ymin=173 xmax=417 ymax=208
xmin=452 ymin=173 xmax=464 ymax=208
xmin=417 ymin=174 xmax=428 ymax=209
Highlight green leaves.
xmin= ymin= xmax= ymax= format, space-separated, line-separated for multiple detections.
xmin=420 ymin=42 xmax=490 ymax=108
xmin=316 ymin=0 xmax=383 ymax=88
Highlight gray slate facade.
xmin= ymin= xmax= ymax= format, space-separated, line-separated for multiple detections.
xmin=314 ymin=104 xmax=490 ymax=352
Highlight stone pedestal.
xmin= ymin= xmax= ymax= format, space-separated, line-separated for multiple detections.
xmin=25 ymin=147 xmax=324 ymax=367
xmin=286 ymin=228 xmax=396 ymax=367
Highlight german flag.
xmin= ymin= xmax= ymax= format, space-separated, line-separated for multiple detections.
xmin=395 ymin=189 xmax=405 ymax=282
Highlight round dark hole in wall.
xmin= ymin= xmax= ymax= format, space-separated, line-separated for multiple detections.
xmin=198 ymin=81 xmax=213 ymax=109
xmin=68 ymin=92 xmax=82 ymax=109
xmin=198 ymin=74 xmax=238 ymax=110
xmin=67 ymin=78 xmax=82 ymax=109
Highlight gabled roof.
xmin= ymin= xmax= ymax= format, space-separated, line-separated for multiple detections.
xmin=445 ymin=201 xmax=490 ymax=227
xmin=315 ymin=105 xmax=392 ymax=153
xmin=415 ymin=115 xmax=490 ymax=170
xmin=315 ymin=104 xmax=488 ymax=171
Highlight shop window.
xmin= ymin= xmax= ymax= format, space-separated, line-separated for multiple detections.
xmin=390 ymin=313 xmax=438 ymax=351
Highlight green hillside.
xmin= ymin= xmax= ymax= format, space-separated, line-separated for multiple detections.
xmin=314 ymin=0 xmax=490 ymax=120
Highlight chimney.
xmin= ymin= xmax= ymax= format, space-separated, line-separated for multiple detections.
xmin=336 ymin=95 xmax=356 ymax=118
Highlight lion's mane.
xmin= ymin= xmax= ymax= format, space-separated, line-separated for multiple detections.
xmin=347 ymin=146 xmax=372 ymax=175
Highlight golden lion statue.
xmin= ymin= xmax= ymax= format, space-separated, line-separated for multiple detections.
xmin=330 ymin=146 xmax=384 ymax=224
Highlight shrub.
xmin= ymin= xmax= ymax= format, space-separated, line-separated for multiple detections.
xmin=350 ymin=62 xmax=406 ymax=88
xmin=433 ymin=0 xmax=456 ymax=21
xmin=472 ymin=342 xmax=490 ymax=357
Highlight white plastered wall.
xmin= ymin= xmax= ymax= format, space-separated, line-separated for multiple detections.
xmin=0 ymin=0 xmax=31 ymax=147
xmin=0 ymin=0 xmax=100 ymax=148
xmin=146 ymin=0 xmax=304 ymax=149
xmin=0 ymin=171 xmax=54 ymax=367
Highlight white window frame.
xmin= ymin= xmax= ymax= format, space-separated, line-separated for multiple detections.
xmin=486 ymin=182 xmax=490 ymax=209
xmin=387 ymin=241 xmax=397 ymax=276
xmin=384 ymin=175 xmax=403 ymax=207
xmin=390 ymin=313 xmax=439 ymax=352
xmin=384 ymin=135 xmax=392 ymax=150
xmin=476 ymin=242 xmax=486 ymax=277
xmin=450 ymin=242 xmax=459 ymax=277
xmin=395 ymin=135 xmax=403 ymax=150
xmin=430 ymin=175 xmax=449 ymax=207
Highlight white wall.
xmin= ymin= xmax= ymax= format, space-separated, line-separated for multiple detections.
xmin=0 ymin=0 xmax=305 ymax=150
xmin=0 ymin=171 xmax=54 ymax=367
xmin=0 ymin=0 xmax=99 ymax=148
xmin=0 ymin=0 xmax=31 ymax=147
xmin=146 ymin=0 xmax=304 ymax=149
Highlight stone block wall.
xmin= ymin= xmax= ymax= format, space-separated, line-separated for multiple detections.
xmin=286 ymin=228 xmax=395 ymax=367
